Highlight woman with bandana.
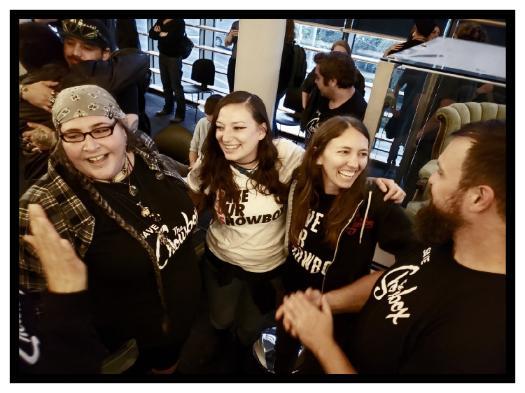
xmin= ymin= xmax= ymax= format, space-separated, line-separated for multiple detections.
xmin=19 ymin=85 xmax=200 ymax=374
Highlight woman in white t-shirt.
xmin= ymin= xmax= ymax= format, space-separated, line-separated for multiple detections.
xmin=188 ymin=91 xmax=304 ymax=346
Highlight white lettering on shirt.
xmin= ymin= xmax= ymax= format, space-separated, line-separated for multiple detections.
xmin=310 ymin=212 xmax=323 ymax=233
xmin=373 ymin=265 xmax=419 ymax=325
xmin=19 ymin=290 xmax=40 ymax=365
xmin=155 ymin=209 xmax=198 ymax=270
xmin=291 ymin=245 xmax=332 ymax=275
xmin=421 ymin=247 xmax=432 ymax=265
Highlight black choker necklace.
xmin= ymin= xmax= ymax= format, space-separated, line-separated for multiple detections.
xmin=232 ymin=162 xmax=258 ymax=178
xmin=232 ymin=156 xmax=258 ymax=167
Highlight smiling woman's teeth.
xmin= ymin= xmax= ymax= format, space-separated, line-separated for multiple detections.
xmin=339 ymin=170 xmax=356 ymax=178
xmin=87 ymin=155 xmax=106 ymax=163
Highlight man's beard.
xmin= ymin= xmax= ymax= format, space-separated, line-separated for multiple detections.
xmin=414 ymin=193 xmax=465 ymax=245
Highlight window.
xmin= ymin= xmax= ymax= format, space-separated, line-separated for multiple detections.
xmin=138 ymin=18 xmax=231 ymax=97
xmin=135 ymin=19 xmax=149 ymax=50
xmin=350 ymin=33 xmax=399 ymax=59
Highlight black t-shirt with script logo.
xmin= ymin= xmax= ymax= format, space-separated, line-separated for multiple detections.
xmin=304 ymin=91 xmax=367 ymax=146
xmin=349 ymin=243 xmax=506 ymax=374
xmin=76 ymin=156 xmax=200 ymax=367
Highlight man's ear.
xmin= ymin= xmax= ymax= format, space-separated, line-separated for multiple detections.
xmin=467 ymin=185 xmax=495 ymax=213
xmin=102 ymin=48 xmax=111 ymax=61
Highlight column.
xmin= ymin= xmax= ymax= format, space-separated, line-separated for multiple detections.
xmin=234 ymin=19 xmax=286 ymax=122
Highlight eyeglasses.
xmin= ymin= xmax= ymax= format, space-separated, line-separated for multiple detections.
xmin=60 ymin=122 xmax=116 ymax=143
xmin=62 ymin=19 xmax=101 ymax=41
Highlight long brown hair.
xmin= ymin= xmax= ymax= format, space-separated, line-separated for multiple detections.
xmin=198 ymin=91 xmax=289 ymax=217
xmin=289 ymin=116 xmax=370 ymax=249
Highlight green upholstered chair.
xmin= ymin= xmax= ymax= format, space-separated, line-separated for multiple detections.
xmin=405 ymin=102 xmax=506 ymax=218
xmin=153 ymin=123 xmax=193 ymax=166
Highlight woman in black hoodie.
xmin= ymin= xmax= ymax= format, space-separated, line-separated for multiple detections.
xmin=275 ymin=115 xmax=413 ymax=374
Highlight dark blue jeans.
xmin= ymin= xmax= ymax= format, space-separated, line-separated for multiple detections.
xmin=159 ymin=53 xmax=185 ymax=116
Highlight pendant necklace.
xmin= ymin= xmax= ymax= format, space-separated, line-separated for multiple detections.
xmin=124 ymin=154 xmax=138 ymax=197
xmin=124 ymin=154 xmax=162 ymax=223
xmin=136 ymin=201 xmax=162 ymax=222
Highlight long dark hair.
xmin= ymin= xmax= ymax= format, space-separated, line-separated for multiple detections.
xmin=289 ymin=116 xmax=370 ymax=248
xmin=198 ymin=91 xmax=289 ymax=217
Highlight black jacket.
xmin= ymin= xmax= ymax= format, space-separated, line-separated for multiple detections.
xmin=20 ymin=49 xmax=149 ymax=133
xmin=284 ymin=183 xmax=414 ymax=293
xmin=149 ymin=19 xmax=186 ymax=58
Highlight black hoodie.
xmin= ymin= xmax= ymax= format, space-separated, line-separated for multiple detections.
xmin=283 ymin=183 xmax=414 ymax=294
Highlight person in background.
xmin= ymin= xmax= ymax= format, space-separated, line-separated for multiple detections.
xmin=276 ymin=20 xmax=297 ymax=103
xmin=149 ymin=19 xmax=187 ymax=123
xmin=402 ymin=21 xmax=502 ymax=202
xmin=272 ymin=19 xmax=302 ymax=134
xmin=20 ymin=85 xmax=201 ymax=374
xmin=278 ymin=120 xmax=506 ymax=374
xmin=301 ymin=51 xmax=367 ymax=146
xmin=383 ymin=19 xmax=440 ymax=56
xmin=454 ymin=21 xmax=488 ymax=42
xmin=116 ymin=19 xmax=141 ymax=50
xmin=275 ymin=116 xmax=410 ymax=374
xmin=224 ymin=20 xmax=239 ymax=93
xmin=188 ymin=94 xmax=222 ymax=168
xmin=383 ymin=19 xmax=440 ymax=171
xmin=301 ymin=40 xmax=365 ymax=111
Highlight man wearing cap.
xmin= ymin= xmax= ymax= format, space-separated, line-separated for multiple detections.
xmin=20 ymin=19 xmax=148 ymax=117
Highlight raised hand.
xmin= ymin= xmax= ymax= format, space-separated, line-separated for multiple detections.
xmin=374 ymin=177 xmax=406 ymax=203
xmin=23 ymin=204 xmax=87 ymax=293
